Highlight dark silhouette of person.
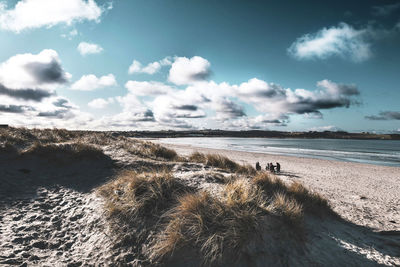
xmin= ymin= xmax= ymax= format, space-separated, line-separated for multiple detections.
xmin=256 ymin=162 xmax=261 ymax=171
xmin=266 ymin=163 xmax=270 ymax=171
xmin=276 ymin=162 xmax=281 ymax=173
xmin=269 ymin=162 xmax=275 ymax=172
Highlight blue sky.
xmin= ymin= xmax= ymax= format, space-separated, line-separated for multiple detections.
xmin=0 ymin=0 xmax=399 ymax=132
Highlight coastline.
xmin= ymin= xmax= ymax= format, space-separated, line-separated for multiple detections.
xmin=157 ymin=141 xmax=400 ymax=231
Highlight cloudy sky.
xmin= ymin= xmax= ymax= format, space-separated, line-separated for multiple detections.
xmin=0 ymin=0 xmax=399 ymax=132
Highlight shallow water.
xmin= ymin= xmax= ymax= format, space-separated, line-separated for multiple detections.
xmin=159 ymin=137 xmax=400 ymax=167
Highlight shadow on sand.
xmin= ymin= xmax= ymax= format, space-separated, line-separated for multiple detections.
xmin=0 ymin=149 xmax=115 ymax=203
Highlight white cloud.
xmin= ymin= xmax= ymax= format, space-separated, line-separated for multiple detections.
xmin=288 ymin=23 xmax=372 ymax=62
xmin=125 ymin=80 xmax=174 ymax=96
xmin=0 ymin=49 xmax=70 ymax=91
xmin=0 ymin=0 xmax=103 ymax=33
xmin=309 ymin=125 xmax=341 ymax=132
xmin=71 ymin=74 xmax=116 ymax=91
xmin=128 ymin=57 xmax=172 ymax=75
xmin=236 ymin=78 xmax=359 ymax=116
xmin=168 ymin=56 xmax=211 ymax=85
xmin=77 ymin=42 xmax=103 ymax=56
xmin=61 ymin=29 xmax=78 ymax=40
xmin=88 ymin=97 xmax=114 ymax=109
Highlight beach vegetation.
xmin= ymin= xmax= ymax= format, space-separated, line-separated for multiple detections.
xmin=188 ymin=151 xmax=256 ymax=175
xmin=22 ymin=142 xmax=105 ymax=159
xmin=150 ymin=179 xmax=264 ymax=265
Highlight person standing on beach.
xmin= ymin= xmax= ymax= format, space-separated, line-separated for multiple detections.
xmin=269 ymin=162 xmax=275 ymax=172
xmin=276 ymin=162 xmax=281 ymax=173
xmin=256 ymin=162 xmax=261 ymax=171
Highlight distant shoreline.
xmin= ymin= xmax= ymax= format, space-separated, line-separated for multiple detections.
xmin=121 ymin=130 xmax=400 ymax=140
xmin=3 ymin=126 xmax=400 ymax=140
xmin=156 ymin=137 xmax=400 ymax=167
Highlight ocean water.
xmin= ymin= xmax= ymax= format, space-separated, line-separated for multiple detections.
xmin=159 ymin=137 xmax=400 ymax=167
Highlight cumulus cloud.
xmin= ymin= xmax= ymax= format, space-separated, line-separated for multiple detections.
xmin=0 ymin=49 xmax=69 ymax=90
xmin=124 ymin=80 xmax=174 ymax=96
xmin=77 ymin=42 xmax=103 ymax=56
xmin=119 ymin=74 xmax=359 ymax=130
xmin=168 ymin=56 xmax=211 ymax=85
xmin=0 ymin=104 xmax=33 ymax=113
xmin=128 ymin=57 xmax=172 ymax=75
xmin=213 ymin=98 xmax=246 ymax=119
xmin=0 ymin=84 xmax=52 ymax=101
xmin=0 ymin=50 xmax=96 ymax=129
xmin=288 ymin=23 xmax=372 ymax=62
xmin=236 ymin=78 xmax=359 ymax=117
xmin=88 ymin=97 xmax=114 ymax=109
xmin=71 ymin=74 xmax=116 ymax=91
xmin=220 ymin=114 xmax=288 ymax=130
xmin=365 ymin=111 xmax=400 ymax=120
xmin=0 ymin=0 xmax=103 ymax=33
xmin=0 ymin=49 xmax=70 ymax=103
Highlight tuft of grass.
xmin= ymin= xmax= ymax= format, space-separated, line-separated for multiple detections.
xmin=127 ymin=140 xmax=178 ymax=161
xmin=287 ymin=181 xmax=331 ymax=216
xmin=252 ymin=172 xmax=287 ymax=195
xmin=98 ymin=170 xmax=192 ymax=223
xmin=151 ymin=180 xmax=263 ymax=265
xmin=188 ymin=151 xmax=206 ymax=163
xmin=188 ymin=152 xmax=256 ymax=175
xmin=22 ymin=142 xmax=105 ymax=159
xmin=270 ymin=192 xmax=303 ymax=225
xmin=235 ymin=163 xmax=257 ymax=175
xmin=253 ymin=172 xmax=334 ymax=216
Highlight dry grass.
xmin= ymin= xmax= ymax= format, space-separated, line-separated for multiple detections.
xmin=287 ymin=181 xmax=332 ymax=216
xmin=98 ymin=170 xmax=193 ymax=234
xmin=252 ymin=172 xmax=287 ymax=195
xmin=188 ymin=151 xmax=207 ymax=163
xmin=99 ymin=171 xmax=331 ymax=265
xmin=150 ymin=179 xmax=264 ymax=265
xmin=0 ymin=127 xmax=97 ymax=148
xmin=22 ymin=142 xmax=105 ymax=159
xmin=253 ymin=172 xmax=333 ymax=216
xmin=188 ymin=152 xmax=256 ymax=175
xmin=124 ymin=140 xmax=179 ymax=161
xmin=270 ymin=192 xmax=303 ymax=224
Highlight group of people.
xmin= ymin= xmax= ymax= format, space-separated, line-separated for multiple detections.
xmin=255 ymin=161 xmax=281 ymax=173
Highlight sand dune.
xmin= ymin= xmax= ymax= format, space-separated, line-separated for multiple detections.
xmin=1 ymin=129 xmax=399 ymax=266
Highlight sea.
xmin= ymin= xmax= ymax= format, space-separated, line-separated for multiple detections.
xmin=159 ymin=137 xmax=400 ymax=167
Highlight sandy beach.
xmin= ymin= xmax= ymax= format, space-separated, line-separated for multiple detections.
xmin=158 ymin=141 xmax=400 ymax=232
xmin=1 ymin=128 xmax=400 ymax=266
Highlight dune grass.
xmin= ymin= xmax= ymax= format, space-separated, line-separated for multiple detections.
xmin=270 ymin=192 xmax=303 ymax=225
xmin=98 ymin=170 xmax=192 ymax=220
xmin=21 ymin=142 xmax=105 ymax=159
xmin=189 ymin=151 xmax=256 ymax=175
xmin=151 ymin=180 xmax=264 ymax=265
xmin=253 ymin=172 xmax=333 ymax=216
xmin=122 ymin=140 xmax=179 ymax=161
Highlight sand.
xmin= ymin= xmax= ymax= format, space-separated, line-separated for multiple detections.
xmin=1 ymin=134 xmax=399 ymax=266
xmin=158 ymin=141 xmax=400 ymax=232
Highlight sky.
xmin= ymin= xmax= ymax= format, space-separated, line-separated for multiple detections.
xmin=0 ymin=0 xmax=399 ymax=132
